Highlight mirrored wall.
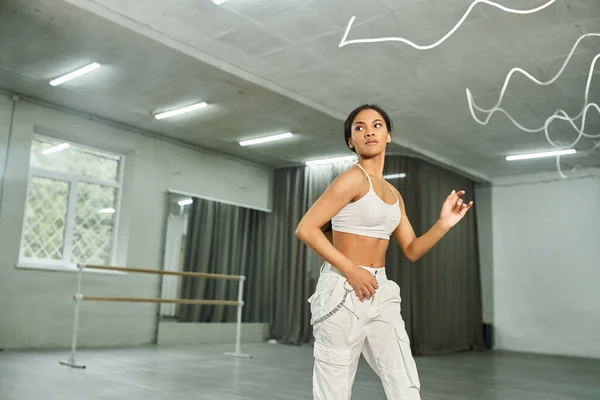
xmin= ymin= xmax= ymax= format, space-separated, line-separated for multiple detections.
xmin=160 ymin=189 xmax=270 ymax=324
xmin=160 ymin=191 xmax=192 ymax=318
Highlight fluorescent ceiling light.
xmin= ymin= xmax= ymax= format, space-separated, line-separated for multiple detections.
xmin=178 ymin=198 xmax=193 ymax=206
xmin=98 ymin=208 xmax=116 ymax=214
xmin=384 ymin=173 xmax=406 ymax=179
xmin=305 ymin=155 xmax=357 ymax=166
xmin=42 ymin=143 xmax=70 ymax=155
xmin=49 ymin=62 xmax=101 ymax=86
xmin=213 ymin=0 xmax=229 ymax=4
xmin=506 ymin=149 xmax=576 ymax=161
xmin=240 ymin=132 xmax=293 ymax=147
xmin=154 ymin=102 xmax=208 ymax=120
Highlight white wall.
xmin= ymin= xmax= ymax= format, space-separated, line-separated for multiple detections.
xmin=492 ymin=170 xmax=600 ymax=359
xmin=0 ymin=94 xmax=272 ymax=349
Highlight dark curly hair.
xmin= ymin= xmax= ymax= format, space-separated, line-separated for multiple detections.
xmin=343 ymin=104 xmax=393 ymax=153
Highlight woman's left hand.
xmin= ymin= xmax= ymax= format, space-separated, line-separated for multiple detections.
xmin=439 ymin=190 xmax=473 ymax=230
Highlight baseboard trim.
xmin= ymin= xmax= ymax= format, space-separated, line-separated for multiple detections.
xmin=157 ymin=321 xmax=269 ymax=346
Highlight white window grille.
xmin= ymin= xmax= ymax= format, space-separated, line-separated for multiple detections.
xmin=19 ymin=135 xmax=124 ymax=270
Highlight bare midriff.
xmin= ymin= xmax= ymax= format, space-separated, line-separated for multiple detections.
xmin=332 ymin=230 xmax=389 ymax=269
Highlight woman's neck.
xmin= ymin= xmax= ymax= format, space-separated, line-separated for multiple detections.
xmin=358 ymin=155 xmax=385 ymax=179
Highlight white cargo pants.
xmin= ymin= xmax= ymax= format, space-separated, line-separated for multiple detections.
xmin=308 ymin=262 xmax=421 ymax=400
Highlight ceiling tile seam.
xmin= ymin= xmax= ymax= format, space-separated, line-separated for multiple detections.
xmin=264 ymin=62 xmax=338 ymax=81
xmin=62 ymin=0 xmax=349 ymax=117
xmin=256 ymin=33 xmax=335 ymax=59
xmin=210 ymin=7 xmax=295 ymax=47
xmin=299 ymin=3 xmax=359 ymax=31
xmin=5 ymin=1 xmax=596 ymax=181
xmin=61 ymin=0 xmax=492 ymax=181
xmin=280 ymin=8 xmax=403 ymax=54
xmin=56 ymin=2 xmax=350 ymax=145
xmin=229 ymin=18 xmax=349 ymax=59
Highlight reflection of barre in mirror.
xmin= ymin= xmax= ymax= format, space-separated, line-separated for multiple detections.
xmin=466 ymin=33 xmax=600 ymax=178
xmin=59 ymin=263 xmax=251 ymax=370
xmin=338 ymin=0 xmax=557 ymax=50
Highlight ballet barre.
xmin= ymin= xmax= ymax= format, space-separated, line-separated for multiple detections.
xmin=82 ymin=264 xmax=244 ymax=280
xmin=59 ymin=264 xmax=251 ymax=370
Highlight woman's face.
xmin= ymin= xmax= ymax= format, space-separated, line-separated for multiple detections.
xmin=348 ymin=108 xmax=391 ymax=157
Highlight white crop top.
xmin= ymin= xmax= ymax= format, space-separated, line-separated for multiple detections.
xmin=331 ymin=164 xmax=401 ymax=240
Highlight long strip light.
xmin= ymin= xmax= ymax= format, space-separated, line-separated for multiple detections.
xmin=178 ymin=198 xmax=193 ymax=206
xmin=42 ymin=143 xmax=70 ymax=155
xmin=213 ymin=0 xmax=229 ymax=4
xmin=49 ymin=62 xmax=101 ymax=86
xmin=239 ymin=132 xmax=292 ymax=147
xmin=305 ymin=155 xmax=357 ymax=166
xmin=384 ymin=173 xmax=406 ymax=179
xmin=154 ymin=102 xmax=208 ymax=120
xmin=506 ymin=149 xmax=576 ymax=161
xmin=98 ymin=208 xmax=116 ymax=214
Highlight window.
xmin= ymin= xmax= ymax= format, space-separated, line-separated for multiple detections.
xmin=19 ymin=135 xmax=124 ymax=269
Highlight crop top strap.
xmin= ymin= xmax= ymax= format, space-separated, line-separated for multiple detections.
xmin=355 ymin=163 xmax=372 ymax=188
xmin=385 ymin=181 xmax=399 ymax=202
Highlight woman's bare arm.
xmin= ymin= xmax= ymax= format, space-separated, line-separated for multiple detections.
xmin=296 ymin=167 xmax=380 ymax=300
xmin=389 ymin=185 xmax=449 ymax=262
xmin=295 ymin=167 xmax=365 ymax=275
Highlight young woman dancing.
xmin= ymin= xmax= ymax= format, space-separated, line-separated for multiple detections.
xmin=296 ymin=104 xmax=473 ymax=399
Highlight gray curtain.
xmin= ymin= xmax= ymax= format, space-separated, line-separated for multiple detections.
xmin=177 ymin=155 xmax=484 ymax=355
xmin=383 ymin=156 xmax=484 ymax=355
xmin=269 ymin=155 xmax=484 ymax=354
xmin=177 ymin=198 xmax=271 ymax=323
xmin=268 ymin=160 xmax=356 ymax=344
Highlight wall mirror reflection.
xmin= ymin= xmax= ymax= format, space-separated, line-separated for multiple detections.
xmin=160 ymin=190 xmax=269 ymax=325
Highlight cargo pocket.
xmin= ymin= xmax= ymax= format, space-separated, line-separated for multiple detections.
xmin=308 ymin=273 xmax=342 ymax=317
xmin=313 ymin=341 xmax=351 ymax=366
xmin=393 ymin=325 xmax=421 ymax=390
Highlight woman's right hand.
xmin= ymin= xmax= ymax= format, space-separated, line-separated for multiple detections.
xmin=344 ymin=266 xmax=379 ymax=301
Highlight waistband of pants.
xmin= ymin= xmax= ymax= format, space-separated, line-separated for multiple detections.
xmin=321 ymin=262 xmax=387 ymax=280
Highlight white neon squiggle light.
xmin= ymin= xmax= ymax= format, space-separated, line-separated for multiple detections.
xmin=337 ymin=0 xmax=595 ymax=178
xmin=338 ymin=0 xmax=557 ymax=49
xmin=466 ymin=33 xmax=600 ymax=178
xmin=466 ymin=33 xmax=600 ymax=132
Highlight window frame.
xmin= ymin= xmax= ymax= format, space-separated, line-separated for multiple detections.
xmin=17 ymin=135 xmax=126 ymax=274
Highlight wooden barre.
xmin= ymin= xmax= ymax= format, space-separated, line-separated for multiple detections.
xmin=82 ymin=264 xmax=243 ymax=280
xmin=80 ymin=296 xmax=241 ymax=306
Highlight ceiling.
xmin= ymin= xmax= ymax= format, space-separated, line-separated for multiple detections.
xmin=2 ymin=0 xmax=599 ymax=181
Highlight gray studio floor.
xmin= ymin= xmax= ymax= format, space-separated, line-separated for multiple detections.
xmin=1 ymin=342 xmax=599 ymax=400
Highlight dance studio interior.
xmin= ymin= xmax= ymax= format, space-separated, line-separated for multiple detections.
xmin=0 ymin=0 xmax=599 ymax=399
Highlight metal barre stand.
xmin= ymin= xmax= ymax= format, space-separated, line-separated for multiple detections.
xmin=59 ymin=264 xmax=251 ymax=369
